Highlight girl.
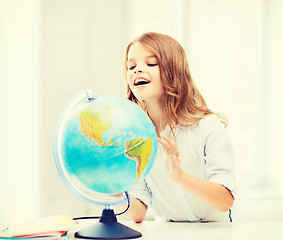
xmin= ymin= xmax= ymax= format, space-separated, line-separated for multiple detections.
xmin=124 ymin=32 xmax=235 ymax=222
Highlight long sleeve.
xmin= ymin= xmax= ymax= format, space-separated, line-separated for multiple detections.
xmin=200 ymin=114 xmax=236 ymax=198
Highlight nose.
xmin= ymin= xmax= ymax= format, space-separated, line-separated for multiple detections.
xmin=134 ymin=66 xmax=143 ymax=74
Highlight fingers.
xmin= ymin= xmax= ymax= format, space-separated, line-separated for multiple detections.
xmin=157 ymin=137 xmax=169 ymax=153
xmin=158 ymin=136 xmax=183 ymax=182
xmin=110 ymin=193 xmax=124 ymax=197
xmin=157 ymin=136 xmax=180 ymax=157
xmin=172 ymin=154 xmax=181 ymax=166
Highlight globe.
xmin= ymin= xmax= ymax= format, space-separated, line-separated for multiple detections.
xmin=54 ymin=89 xmax=158 ymax=207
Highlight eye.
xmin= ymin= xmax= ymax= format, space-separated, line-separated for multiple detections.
xmin=147 ymin=63 xmax=158 ymax=67
xmin=128 ymin=65 xmax=136 ymax=70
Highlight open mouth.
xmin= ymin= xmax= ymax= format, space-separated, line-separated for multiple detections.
xmin=134 ymin=78 xmax=151 ymax=86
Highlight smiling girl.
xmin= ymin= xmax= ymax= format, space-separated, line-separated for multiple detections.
xmin=123 ymin=32 xmax=235 ymax=223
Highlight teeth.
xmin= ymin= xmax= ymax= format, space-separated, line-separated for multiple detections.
xmin=134 ymin=79 xmax=150 ymax=86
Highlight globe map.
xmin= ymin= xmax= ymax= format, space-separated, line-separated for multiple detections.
xmin=55 ymin=95 xmax=157 ymax=203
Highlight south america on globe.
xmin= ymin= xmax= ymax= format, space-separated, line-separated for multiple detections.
xmin=58 ymin=96 xmax=157 ymax=196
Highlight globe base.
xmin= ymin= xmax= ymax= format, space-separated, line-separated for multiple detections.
xmin=74 ymin=209 xmax=142 ymax=239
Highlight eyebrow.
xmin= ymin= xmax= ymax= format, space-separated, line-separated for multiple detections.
xmin=127 ymin=55 xmax=157 ymax=62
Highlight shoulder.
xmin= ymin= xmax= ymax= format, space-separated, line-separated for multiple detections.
xmin=177 ymin=114 xmax=224 ymax=136
xmin=197 ymin=114 xmax=226 ymax=134
xmin=198 ymin=114 xmax=224 ymax=129
xmin=176 ymin=114 xmax=227 ymax=143
xmin=197 ymin=114 xmax=230 ymax=145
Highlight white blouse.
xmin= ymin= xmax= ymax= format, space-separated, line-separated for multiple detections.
xmin=130 ymin=114 xmax=236 ymax=222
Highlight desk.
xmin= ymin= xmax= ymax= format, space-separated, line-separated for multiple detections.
xmin=68 ymin=220 xmax=283 ymax=240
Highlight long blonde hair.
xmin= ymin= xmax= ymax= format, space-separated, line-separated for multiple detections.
xmin=124 ymin=32 xmax=227 ymax=128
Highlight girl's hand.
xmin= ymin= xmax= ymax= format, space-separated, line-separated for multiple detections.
xmin=157 ymin=136 xmax=184 ymax=183
xmin=158 ymin=137 xmax=234 ymax=212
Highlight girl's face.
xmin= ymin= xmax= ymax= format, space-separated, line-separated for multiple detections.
xmin=126 ymin=42 xmax=165 ymax=104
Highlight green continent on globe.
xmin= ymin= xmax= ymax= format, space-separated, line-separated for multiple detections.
xmin=125 ymin=138 xmax=153 ymax=182
xmin=79 ymin=106 xmax=118 ymax=146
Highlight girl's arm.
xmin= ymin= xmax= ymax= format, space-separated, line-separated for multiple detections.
xmin=125 ymin=196 xmax=148 ymax=223
xmin=176 ymin=172 xmax=234 ymax=212
xmin=158 ymin=136 xmax=234 ymax=212
xmin=114 ymin=194 xmax=147 ymax=223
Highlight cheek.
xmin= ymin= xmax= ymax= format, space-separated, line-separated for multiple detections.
xmin=154 ymin=71 xmax=163 ymax=89
xmin=126 ymin=72 xmax=135 ymax=90
xmin=153 ymin=67 xmax=161 ymax=79
xmin=126 ymin=73 xmax=132 ymax=84
xmin=126 ymin=70 xmax=132 ymax=79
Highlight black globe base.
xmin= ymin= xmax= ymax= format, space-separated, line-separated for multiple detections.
xmin=74 ymin=209 xmax=142 ymax=239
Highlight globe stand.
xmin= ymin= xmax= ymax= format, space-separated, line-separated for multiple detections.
xmin=74 ymin=209 xmax=142 ymax=239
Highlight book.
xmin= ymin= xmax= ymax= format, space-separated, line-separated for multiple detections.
xmin=0 ymin=215 xmax=77 ymax=239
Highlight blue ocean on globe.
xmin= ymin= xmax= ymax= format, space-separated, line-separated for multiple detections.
xmin=57 ymin=96 xmax=157 ymax=196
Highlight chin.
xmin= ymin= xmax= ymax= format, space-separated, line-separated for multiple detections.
xmin=133 ymin=91 xmax=163 ymax=103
